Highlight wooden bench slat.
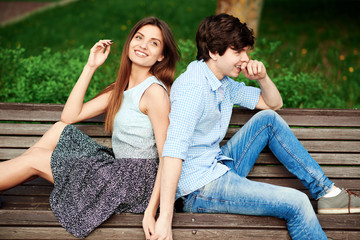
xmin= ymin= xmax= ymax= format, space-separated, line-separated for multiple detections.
xmin=1 ymin=196 xmax=51 ymax=210
xmin=3 ymin=179 xmax=359 ymax=203
xmin=2 ymin=123 xmax=359 ymax=140
xmin=0 ymin=227 xmax=289 ymax=240
xmin=226 ymin=127 xmax=360 ymax=140
xmin=256 ymin=153 xmax=360 ymax=165
xmin=0 ymin=123 xmax=109 ymax=136
xmin=1 ymin=226 xmax=359 ymax=240
xmin=2 ymin=103 xmax=360 ymax=126
xmin=0 ymin=136 xmax=112 ymax=148
xmin=1 ymin=210 xmax=359 ymax=230
xmin=16 ymin=177 xmax=360 ymax=190
xmin=248 ymin=165 xmax=360 ymax=178
xmin=230 ymin=108 xmax=360 ymax=127
xmin=250 ymin=178 xmax=360 ymax=191
xmin=3 ymin=136 xmax=358 ymax=153
xmin=2 ymin=149 xmax=359 ymax=167
xmin=3 ymin=186 xmax=53 ymax=196
xmin=0 ymin=103 xmax=104 ymax=123
xmin=219 ymin=140 xmax=360 ymax=153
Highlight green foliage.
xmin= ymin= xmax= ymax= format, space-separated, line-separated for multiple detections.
xmin=0 ymin=46 xmax=110 ymax=103
xmin=0 ymin=37 xmax=354 ymax=108
xmin=176 ymin=39 xmax=197 ymax=76
xmin=236 ymin=38 xmax=344 ymax=108
xmin=0 ymin=0 xmax=359 ymax=108
xmin=258 ymin=0 xmax=360 ymax=108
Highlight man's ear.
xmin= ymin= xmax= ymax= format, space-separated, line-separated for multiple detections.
xmin=209 ymin=51 xmax=218 ymax=61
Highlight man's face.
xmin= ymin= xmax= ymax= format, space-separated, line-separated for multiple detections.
xmin=212 ymin=46 xmax=250 ymax=79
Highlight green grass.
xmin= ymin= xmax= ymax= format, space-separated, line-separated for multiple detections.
xmin=0 ymin=0 xmax=359 ymax=108
xmin=0 ymin=0 xmax=216 ymax=54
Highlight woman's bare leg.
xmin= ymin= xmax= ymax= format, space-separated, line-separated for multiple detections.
xmin=0 ymin=121 xmax=67 ymax=191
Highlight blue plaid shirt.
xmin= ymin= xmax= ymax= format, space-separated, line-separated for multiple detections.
xmin=162 ymin=60 xmax=261 ymax=199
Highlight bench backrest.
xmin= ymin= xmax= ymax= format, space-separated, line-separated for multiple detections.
xmin=0 ymin=102 xmax=359 ymax=210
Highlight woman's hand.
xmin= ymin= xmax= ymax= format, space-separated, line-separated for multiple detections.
xmin=142 ymin=210 xmax=156 ymax=240
xmin=86 ymin=40 xmax=113 ymax=69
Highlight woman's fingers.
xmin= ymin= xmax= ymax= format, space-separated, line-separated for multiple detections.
xmin=92 ymin=40 xmax=113 ymax=52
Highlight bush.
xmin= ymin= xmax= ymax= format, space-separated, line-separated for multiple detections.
xmin=0 ymin=46 xmax=114 ymax=103
xmin=0 ymin=39 xmax=348 ymax=108
xmin=238 ymin=38 xmax=345 ymax=108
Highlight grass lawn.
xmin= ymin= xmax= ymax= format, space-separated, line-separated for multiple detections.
xmin=0 ymin=0 xmax=359 ymax=108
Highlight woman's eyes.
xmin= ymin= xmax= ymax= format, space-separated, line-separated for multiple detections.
xmin=134 ymin=36 xmax=159 ymax=47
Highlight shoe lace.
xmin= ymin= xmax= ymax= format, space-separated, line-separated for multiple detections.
xmin=345 ymin=189 xmax=359 ymax=214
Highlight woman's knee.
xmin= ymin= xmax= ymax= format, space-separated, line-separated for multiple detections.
xmin=53 ymin=121 xmax=68 ymax=131
xmin=25 ymin=147 xmax=53 ymax=176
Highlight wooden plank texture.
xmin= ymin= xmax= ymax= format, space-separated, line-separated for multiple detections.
xmin=1 ymin=210 xmax=359 ymax=230
xmin=0 ymin=123 xmax=109 ymax=136
xmin=2 ymin=136 xmax=359 ymax=153
xmin=2 ymin=103 xmax=360 ymax=126
xmin=1 ymin=227 xmax=359 ymax=240
xmin=0 ymin=212 xmax=359 ymax=239
xmin=230 ymin=108 xmax=360 ymax=127
xmin=248 ymin=165 xmax=360 ymax=178
xmin=0 ymin=103 xmax=104 ymax=122
xmin=1 ymin=103 xmax=359 ymax=240
xmin=226 ymin=127 xmax=360 ymax=140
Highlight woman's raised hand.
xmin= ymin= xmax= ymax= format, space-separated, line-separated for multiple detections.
xmin=86 ymin=40 xmax=113 ymax=69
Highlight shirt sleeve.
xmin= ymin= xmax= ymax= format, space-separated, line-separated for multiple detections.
xmin=228 ymin=79 xmax=261 ymax=109
xmin=162 ymin=81 xmax=204 ymax=160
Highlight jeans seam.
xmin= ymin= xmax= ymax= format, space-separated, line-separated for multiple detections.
xmin=196 ymin=194 xmax=284 ymax=206
xmin=186 ymin=193 xmax=197 ymax=213
xmin=288 ymin=207 xmax=312 ymax=240
xmin=270 ymin=124 xmax=328 ymax=192
xmin=197 ymin=207 xmax=223 ymax=213
xmin=234 ymin=124 xmax=270 ymax=171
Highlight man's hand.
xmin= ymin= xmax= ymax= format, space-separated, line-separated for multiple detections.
xmin=150 ymin=216 xmax=173 ymax=240
xmin=241 ymin=60 xmax=267 ymax=81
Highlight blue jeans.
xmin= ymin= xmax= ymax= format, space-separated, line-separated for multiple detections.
xmin=183 ymin=110 xmax=333 ymax=240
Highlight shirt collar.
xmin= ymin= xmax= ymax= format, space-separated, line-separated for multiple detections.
xmin=198 ymin=60 xmax=223 ymax=91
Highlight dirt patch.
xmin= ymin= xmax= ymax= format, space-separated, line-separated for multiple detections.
xmin=0 ymin=2 xmax=53 ymax=23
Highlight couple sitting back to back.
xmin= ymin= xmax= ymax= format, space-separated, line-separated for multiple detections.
xmin=0 ymin=13 xmax=359 ymax=240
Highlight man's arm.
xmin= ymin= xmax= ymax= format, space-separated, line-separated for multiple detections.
xmin=150 ymin=79 xmax=205 ymax=240
xmin=256 ymin=74 xmax=283 ymax=110
xmin=151 ymin=156 xmax=182 ymax=240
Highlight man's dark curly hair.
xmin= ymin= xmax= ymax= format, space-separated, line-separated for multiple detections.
xmin=196 ymin=13 xmax=255 ymax=61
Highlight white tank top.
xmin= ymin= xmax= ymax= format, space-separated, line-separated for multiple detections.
xmin=112 ymin=76 xmax=166 ymax=159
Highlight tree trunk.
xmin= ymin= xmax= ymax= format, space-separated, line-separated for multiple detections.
xmin=216 ymin=0 xmax=264 ymax=36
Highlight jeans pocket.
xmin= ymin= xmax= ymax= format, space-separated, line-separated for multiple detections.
xmin=183 ymin=192 xmax=197 ymax=213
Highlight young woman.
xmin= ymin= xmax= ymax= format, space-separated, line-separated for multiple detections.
xmin=0 ymin=17 xmax=180 ymax=238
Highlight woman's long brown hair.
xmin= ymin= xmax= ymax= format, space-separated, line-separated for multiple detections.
xmin=100 ymin=17 xmax=180 ymax=132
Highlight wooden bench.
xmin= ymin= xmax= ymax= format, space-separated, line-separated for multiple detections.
xmin=0 ymin=102 xmax=359 ymax=239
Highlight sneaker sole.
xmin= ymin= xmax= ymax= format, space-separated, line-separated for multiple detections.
xmin=318 ymin=208 xmax=360 ymax=214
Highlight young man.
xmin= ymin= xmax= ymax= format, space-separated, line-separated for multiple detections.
xmin=150 ymin=13 xmax=360 ymax=240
